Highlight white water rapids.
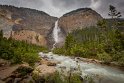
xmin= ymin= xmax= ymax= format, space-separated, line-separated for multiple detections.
xmin=39 ymin=21 xmax=124 ymax=83
xmin=39 ymin=52 xmax=124 ymax=83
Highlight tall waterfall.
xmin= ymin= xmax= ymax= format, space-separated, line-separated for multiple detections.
xmin=52 ymin=20 xmax=60 ymax=50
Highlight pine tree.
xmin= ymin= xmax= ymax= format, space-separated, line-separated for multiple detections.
xmin=108 ymin=5 xmax=121 ymax=19
xmin=108 ymin=5 xmax=122 ymax=28
xmin=0 ymin=30 xmax=3 ymax=39
xmin=65 ymin=33 xmax=75 ymax=50
xmin=97 ymin=20 xmax=107 ymax=29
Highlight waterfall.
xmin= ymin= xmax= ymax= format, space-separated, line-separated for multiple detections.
xmin=52 ymin=20 xmax=60 ymax=50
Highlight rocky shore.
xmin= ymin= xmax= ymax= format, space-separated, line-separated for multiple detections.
xmin=75 ymin=57 xmax=124 ymax=71
xmin=0 ymin=58 xmax=58 ymax=83
xmin=0 ymin=54 xmax=124 ymax=83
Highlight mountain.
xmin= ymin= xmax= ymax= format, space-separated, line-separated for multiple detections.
xmin=58 ymin=8 xmax=103 ymax=34
xmin=0 ymin=5 xmax=104 ymax=48
xmin=0 ymin=5 xmax=57 ymax=47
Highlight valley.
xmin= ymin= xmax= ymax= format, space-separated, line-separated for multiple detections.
xmin=0 ymin=4 xmax=124 ymax=83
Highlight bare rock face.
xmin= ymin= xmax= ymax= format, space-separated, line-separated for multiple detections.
xmin=58 ymin=8 xmax=103 ymax=33
xmin=0 ymin=5 xmax=57 ymax=47
xmin=11 ymin=30 xmax=47 ymax=46
xmin=0 ymin=9 xmax=14 ymax=39
xmin=0 ymin=6 xmax=103 ymax=48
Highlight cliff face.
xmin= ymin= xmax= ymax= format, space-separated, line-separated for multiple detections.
xmin=11 ymin=30 xmax=47 ymax=46
xmin=0 ymin=6 xmax=104 ymax=48
xmin=58 ymin=8 xmax=103 ymax=34
xmin=0 ymin=5 xmax=57 ymax=47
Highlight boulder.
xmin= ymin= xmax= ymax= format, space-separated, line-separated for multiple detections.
xmin=0 ymin=63 xmax=33 ymax=83
xmin=0 ymin=59 xmax=11 ymax=67
xmin=46 ymin=61 xmax=57 ymax=66
xmin=32 ymin=64 xmax=56 ymax=77
xmin=40 ymin=59 xmax=60 ymax=66
xmin=11 ymin=63 xmax=34 ymax=78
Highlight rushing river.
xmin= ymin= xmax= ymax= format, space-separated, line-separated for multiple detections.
xmin=39 ymin=52 xmax=124 ymax=83
xmin=43 ymin=20 xmax=124 ymax=83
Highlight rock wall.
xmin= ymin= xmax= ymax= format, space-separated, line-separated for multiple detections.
xmin=11 ymin=30 xmax=47 ymax=46
xmin=0 ymin=5 xmax=103 ymax=48
xmin=58 ymin=8 xmax=103 ymax=34
xmin=0 ymin=5 xmax=57 ymax=47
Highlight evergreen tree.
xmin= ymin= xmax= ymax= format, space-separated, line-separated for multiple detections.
xmin=0 ymin=30 xmax=3 ymax=39
xmin=97 ymin=20 xmax=107 ymax=30
xmin=108 ymin=5 xmax=122 ymax=28
xmin=108 ymin=5 xmax=121 ymax=19
xmin=65 ymin=33 xmax=75 ymax=50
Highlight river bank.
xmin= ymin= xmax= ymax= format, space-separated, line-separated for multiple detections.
xmin=71 ymin=57 xmax=124 ymax=71
xmin=39 ymin=52 xmax=124 ymax=83
xmin=0 ymin=52 xmax=124 ymax=83
xmin=0 ymin=58 xmax=57 ymax=83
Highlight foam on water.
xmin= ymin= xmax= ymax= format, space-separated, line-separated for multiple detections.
xmin=39 ymin=52 xmax=124 ymax=83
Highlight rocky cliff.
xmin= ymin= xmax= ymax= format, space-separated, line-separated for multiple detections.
xmin=58 ymin=8 xmax=103 ymax=34
xmin=0 ymin=5 xmax=57 ymax=47
xmin=0 ymin=5 xmax=104 ymax=48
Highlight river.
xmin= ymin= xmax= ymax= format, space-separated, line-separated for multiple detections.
xmin=39 ymin=52 xmax=124 ymax=83
xmin=44 ymin=20 xmax=124 ymax=83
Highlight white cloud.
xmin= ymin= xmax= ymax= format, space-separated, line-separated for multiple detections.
xmin=90 ymin=0 xmax=101 ymax=9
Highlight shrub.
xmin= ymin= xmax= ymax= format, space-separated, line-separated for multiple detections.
xmin=97 ymin=52 xmax=112 ymax=63
xmin=0 ymin=31 xmax=47 ymax=65
xmin=44 ymin=72 xmax=83 ymax=83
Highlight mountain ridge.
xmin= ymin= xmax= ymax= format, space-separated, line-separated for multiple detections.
xmin=1 ymin=5 xmax=123 ymax=48
xmin=58 ymin=7 xmax=103 ymax=34
xmin=0 ymin=5 xmax=58 ymax=47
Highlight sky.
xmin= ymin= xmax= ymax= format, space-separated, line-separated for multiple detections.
xmin=0 ymin=0 xmax=124 ymax=18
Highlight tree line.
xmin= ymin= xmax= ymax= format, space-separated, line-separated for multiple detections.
xmin=0 ymin=30 xmax=47 ymax=66
xmin=53 ymin=5 xmax=124 ymax=66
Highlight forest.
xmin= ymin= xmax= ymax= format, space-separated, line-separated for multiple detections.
xmin=53 ymin=5 xmax=124 ymax=66
xmin=0 ymin=30 xmax=47 ymax=66
xmin=0 ymin=4 xmax=124 ymax=83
